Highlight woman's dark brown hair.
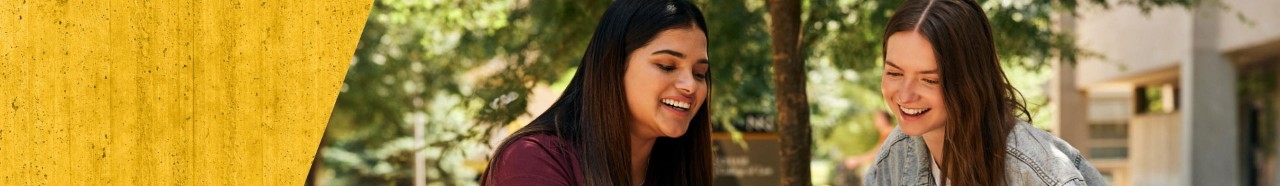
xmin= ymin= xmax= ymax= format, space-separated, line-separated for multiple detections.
xmin=882 ymin=0 xmax=1031 ymax=185
xmin=482 ymin=0 xmax=712 ymax=185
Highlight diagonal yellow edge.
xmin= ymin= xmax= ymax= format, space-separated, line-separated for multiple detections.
xmin=0 ymin=0 xmax=372 ymax=185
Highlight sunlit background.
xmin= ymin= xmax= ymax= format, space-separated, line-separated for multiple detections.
xmin=307 ymin=0 xmax=1280 ymax=185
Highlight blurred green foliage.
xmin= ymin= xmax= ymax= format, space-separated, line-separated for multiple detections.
xmin=316 ymin=0 xmax=1205 ymax=185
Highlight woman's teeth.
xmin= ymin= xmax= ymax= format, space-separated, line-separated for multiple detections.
xmin=662 ymin=99 xmax=691 ymax=111
xmin=901 ymin=106 xmax=929 ymax=115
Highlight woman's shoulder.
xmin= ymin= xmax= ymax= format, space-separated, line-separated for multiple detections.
xmin=1004 ymin=121 xmax=1105 ymax=185
xmin=506 ymin=132 xmax=572 ymax=151
xmin=485 ymin=132 xmax=581 ymax=185
xmin=1005 ymin=121 xmax=1081 ymax=157
xmin=1005 ymin=122 xmax=1087 ymax=164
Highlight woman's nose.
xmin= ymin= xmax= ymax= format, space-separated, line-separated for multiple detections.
xmin=895 ymin=80 xmax=919 ymax=104
xmin=675 ymin=71 xmax=695 ymax=95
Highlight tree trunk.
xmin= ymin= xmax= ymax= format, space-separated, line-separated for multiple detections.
xmin=768 ymin=0 xmax=811 ymax=185
xmin=306 ymin=135 xmax=327 ymax=186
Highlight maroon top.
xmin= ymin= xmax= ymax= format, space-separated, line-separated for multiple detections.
xmin=485 ymin=133 xmax=583 ymax=186
xmin=485 ymin=133 xmax=659 ymax=185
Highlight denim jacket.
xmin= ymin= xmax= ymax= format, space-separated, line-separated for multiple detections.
xmin=864 ymin=121 xmax=1106 ymax=186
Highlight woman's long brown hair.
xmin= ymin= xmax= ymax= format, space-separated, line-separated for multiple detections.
xmin=882 ymin=0 xmax=1031 ymax=185
xmin=482 ymin=0 xmax=713 ymax=185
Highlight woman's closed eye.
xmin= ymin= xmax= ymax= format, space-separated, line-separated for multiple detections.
xmin=657 ymin=64 xmax=676 ymax=72
xmin=657 ymin=62 xmax=709 ymax=81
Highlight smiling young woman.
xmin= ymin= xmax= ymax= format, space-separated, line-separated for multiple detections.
xmin=480 ymin=0 xmax=713 ymax=186
xmin=864 ymin=0 xmax=1105 ymax=185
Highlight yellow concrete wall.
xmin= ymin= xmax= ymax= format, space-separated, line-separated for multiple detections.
xmin=0 ymin=0 xmax=372 ymax=185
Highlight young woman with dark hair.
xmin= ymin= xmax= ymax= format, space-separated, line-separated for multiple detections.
xmin=481 ymin=0 xmax=712 ymax=185
xmin=864 ymin=0 xmax=1104 ymax=185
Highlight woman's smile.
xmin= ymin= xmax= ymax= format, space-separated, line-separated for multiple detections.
xmin=661 ymin=97 xmax=694 ymax=117
xmin=897 ymin=104 xmax=931 ymax=121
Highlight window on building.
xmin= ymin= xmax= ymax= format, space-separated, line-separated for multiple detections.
xmin=1135 ymin=83 xmax=1179 ymax=114
xmin=1088 ymin=96 xmax=1131 ymax=160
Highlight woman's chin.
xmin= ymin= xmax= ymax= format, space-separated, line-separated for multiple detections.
xmin=653 ymin=120 xmax=691 ymax=138
xmin=660 ymin=129 xmax=687 ymax=138
xmin=658 ymin=126 xmax=689 ymax=138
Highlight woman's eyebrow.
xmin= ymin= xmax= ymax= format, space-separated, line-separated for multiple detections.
xmin=885 ymin=61 xmax=938 ymax=74
xmin=651 ymin=49 xmax=685 ymax=58
xmin=654 ymin=49 xmax=709 ymax=65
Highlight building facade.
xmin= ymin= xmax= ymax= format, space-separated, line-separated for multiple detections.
xmin=1052 ymin=0 xmax=1280 ymax=185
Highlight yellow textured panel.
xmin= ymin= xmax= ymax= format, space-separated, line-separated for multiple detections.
xmin=0 ymin=0 xmax=372 ymax=185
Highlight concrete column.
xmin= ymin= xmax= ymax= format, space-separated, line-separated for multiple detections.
xmin=1181 ymin=4 xmax=1242 ymax=185
xmin=1051 ymin=12 xmax=1090 ymax=155
xmin=1052 ymin=59 xmax=1090 ymax=154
